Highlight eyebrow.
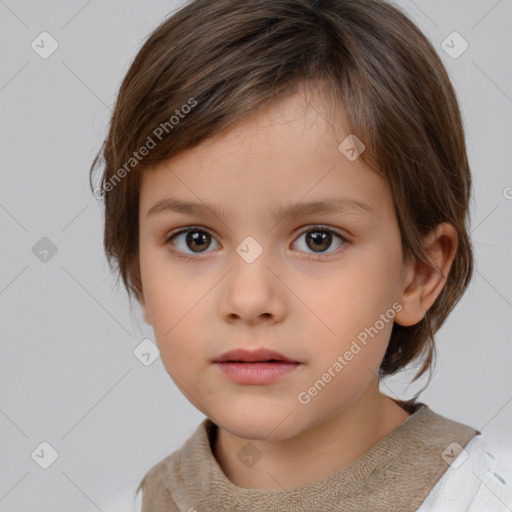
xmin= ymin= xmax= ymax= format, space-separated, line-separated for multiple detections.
xmin=147 ymin=197 xmax=375 ymax=220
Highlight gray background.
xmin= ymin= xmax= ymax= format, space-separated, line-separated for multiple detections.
xmin=1 ymin=1 xmax=511 ymax=510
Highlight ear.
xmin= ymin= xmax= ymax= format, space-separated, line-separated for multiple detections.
xmin=394 ymin=223 xmax=458 ymax=327
xmin=139 ymin=290 xmax=153 ymax=326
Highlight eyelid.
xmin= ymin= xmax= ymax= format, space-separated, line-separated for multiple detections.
xmin=165 ymin=224 xmax=349 ymax=241
xmin=165 ymin=224 xmax=214 ymax=243
xmin=165 ymin=224 xmax=350 ymax=259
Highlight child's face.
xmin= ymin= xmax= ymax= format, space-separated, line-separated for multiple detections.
xmin=138 ymin=87 xmax=410 ymax=441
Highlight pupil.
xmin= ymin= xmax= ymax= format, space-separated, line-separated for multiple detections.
xmin=306 ymin=231 xmax=331 ymax=252
xmin=187 ymin=231 xmax=210 ymax=252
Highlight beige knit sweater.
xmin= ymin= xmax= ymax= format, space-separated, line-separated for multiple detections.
xmin=139 ymin=402 xmax=479 ymax=511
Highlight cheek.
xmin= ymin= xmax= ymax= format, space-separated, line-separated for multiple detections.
xmin=146 ymin=283 xmax=205 ymax=361
xmin=299 ymin=243 xmax=402 ymax=374
xmin=309 ymin=250 xmax=401 ymax=328
xmin=139 ymin=244 xmax=199 ymax=362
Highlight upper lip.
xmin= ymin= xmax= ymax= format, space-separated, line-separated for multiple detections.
xmin=214 ymin=348 xmax=298 ymax=363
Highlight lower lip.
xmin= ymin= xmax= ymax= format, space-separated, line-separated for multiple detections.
xmin=215 ymin=362 xmax=300 ymax=384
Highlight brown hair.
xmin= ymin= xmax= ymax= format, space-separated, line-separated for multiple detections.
xmin=89 ymin=0 xmax=473 ymax=382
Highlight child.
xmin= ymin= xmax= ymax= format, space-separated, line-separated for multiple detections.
xmin=90 ymin=0 xmax=512 ymax=510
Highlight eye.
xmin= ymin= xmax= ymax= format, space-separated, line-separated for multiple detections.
xmin=166 ymin=227 xmax=219 ymax=258
xmin=165 ymin=225 xmax=347 ymax=260
xmin=292 ymin=226 xmax=346 ymax=257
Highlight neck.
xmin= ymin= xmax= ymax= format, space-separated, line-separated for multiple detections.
xmin=212 ymin=383 xmax=411 ymax=489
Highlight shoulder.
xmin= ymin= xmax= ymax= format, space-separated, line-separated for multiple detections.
xmin=136 ymin=418 xmax=214 ymax=511
xmin=391 ymin=404 xmax=479 ymax=472
xmin=417 ymin=433 xmax=512 ymax=511
xmin=136 ymin=449 xmax=182 ymax=512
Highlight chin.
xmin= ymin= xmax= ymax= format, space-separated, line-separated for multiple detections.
xmin=214 ymin=408 xmax=303 ymax=441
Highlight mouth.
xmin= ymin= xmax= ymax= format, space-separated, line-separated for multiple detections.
xmin=214 ymin=348 xmax=301 ymax=384
xmin=214 ymin=348 xmax=298 ymax=364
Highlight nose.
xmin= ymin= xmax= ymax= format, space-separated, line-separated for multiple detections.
xmin=219 ymin=241 xmax=287 ymax=325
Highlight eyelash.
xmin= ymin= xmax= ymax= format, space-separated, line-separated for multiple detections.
xmin=164 ymin=225 xmax=349 ymax=262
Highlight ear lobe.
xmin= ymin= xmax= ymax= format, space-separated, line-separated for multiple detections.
xmin=394 ymin=223 xmax=458 ymax=327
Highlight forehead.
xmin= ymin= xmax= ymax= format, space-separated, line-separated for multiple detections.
xmin=139 ymin=90 xmax=392 ymax=221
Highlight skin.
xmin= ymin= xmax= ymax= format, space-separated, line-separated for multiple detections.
xmin=138 ymin=83 xmax=458 ymax=489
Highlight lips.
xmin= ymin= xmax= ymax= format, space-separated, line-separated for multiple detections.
xmin=214 ymin=348 xmax=298 ymax=363
xmin=214 ymin=348 xmax=301 ymax=385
